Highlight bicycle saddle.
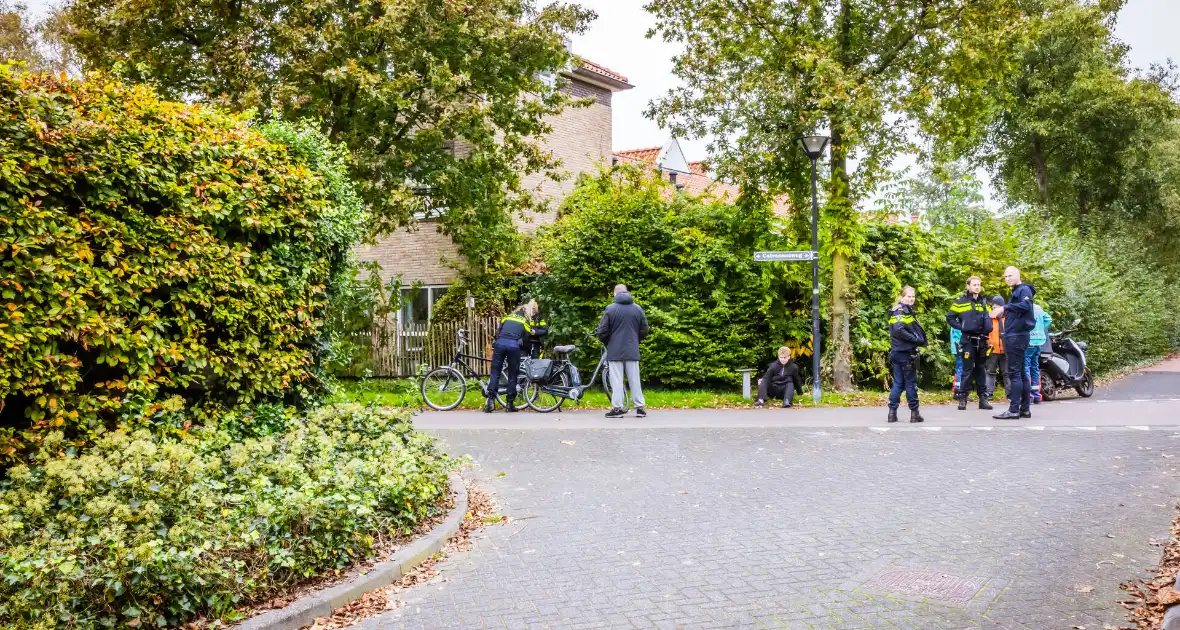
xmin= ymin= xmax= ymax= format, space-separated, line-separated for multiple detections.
xmin=553 ymin=344 xmax=576 ymax=354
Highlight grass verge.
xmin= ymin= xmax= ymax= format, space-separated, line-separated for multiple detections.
xmin=334 ymin=378 xmax=958 ymax=410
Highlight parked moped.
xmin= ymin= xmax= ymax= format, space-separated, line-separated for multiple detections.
xmin=1037 ymin=318 xmax=1095 ymax=401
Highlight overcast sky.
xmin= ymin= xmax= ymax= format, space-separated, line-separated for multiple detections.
xmin=573 ymin=0 xmax=1179 ymax=161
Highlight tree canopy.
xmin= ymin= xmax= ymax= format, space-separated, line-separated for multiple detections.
xmin=644 ymin=0 xmax=1022 ymax=389
xmin=61 ymin=0 xmax=595 ymax=272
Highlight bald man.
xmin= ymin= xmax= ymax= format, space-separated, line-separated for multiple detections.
xmin=991 ymin=266 xmax=1036 ymax=419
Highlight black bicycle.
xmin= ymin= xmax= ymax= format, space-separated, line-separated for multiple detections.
xmin=524 ymin=335 xmax=630 ymax=413
xmin=419 ymin=329 xmax=526 ymax=411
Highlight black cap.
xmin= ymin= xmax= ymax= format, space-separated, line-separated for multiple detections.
xmin=991 ymin=295 xmax=1005 ymax=306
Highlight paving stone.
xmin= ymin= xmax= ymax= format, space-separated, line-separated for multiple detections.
xmin=360 ymin=428 xmax=1180 ymax=629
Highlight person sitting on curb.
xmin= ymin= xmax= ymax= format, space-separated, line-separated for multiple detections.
xmin=754 ymin=346 xmax=802 ymax=408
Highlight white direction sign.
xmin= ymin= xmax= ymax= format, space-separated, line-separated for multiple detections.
xmin=754 ymin=250 xmax=816 ymax=262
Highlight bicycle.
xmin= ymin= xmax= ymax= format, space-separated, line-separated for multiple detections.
xmin=419 ymin=328 xmax=527 ymax=411
xmin=523 ymin=334 xmax=631 ymax=413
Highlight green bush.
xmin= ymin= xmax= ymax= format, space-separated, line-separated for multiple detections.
xmin=0 ymin=67 xmax=366 ymax=457
xmin=852 ymin=218 xmax=1180 ymax=387
xmin=537 ymin=168 xmax=1180 ymax=389
xmin=534 ymin=166 xmax=808 ymax=386
xmin=0 ymin=403 xmax=451 ymax=629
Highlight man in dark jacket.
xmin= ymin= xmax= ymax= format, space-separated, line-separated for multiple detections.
xmin=993 ymin=266 xmax=1036 ymax=419
xmin=755 ymin=346 xmax=802 ymax=408
xmin=597 ymin=284 xmax=650 ymax=418
xmin=888 ymin=285 xmax=928 ymax=423
xmin=946 ymin=276 xmax=994 ymax=411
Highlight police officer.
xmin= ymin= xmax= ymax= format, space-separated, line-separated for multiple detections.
xmin=484 ymin=303 xmax=534 ymax=413
xmin=946 ymin=275 xmax=994 ymax=411
xmin=888 ymin=286 xmax=928 ymax=423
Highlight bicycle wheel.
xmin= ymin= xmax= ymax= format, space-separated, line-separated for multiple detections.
xmin=526 ymin=372 xmax=568 ymax=413
xmin=601 ymin=367 xmax=631 ymax=410
xmin=420 ymin=367 xmax=466 ymax=411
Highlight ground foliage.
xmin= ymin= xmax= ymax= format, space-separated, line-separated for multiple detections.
xmin=0 ymin=67 xmax=365 ymax=459
xmin=0 ymin=404 xmax=452 ymax=630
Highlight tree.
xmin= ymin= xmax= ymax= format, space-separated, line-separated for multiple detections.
xmin=984 ymin=0 xmax=1178 ymax=237
xmin=61 ymin=0 xmax=595 ymax=273
xmin=876 ymin=161 xmax=991 ymax=230
xmin=644 ymin=0 xmax=1020 ymax=389
xmin=1 ymin=1 xmax=40 ymax=67
xmin=0 ymin=2 xmax=79 ymax=73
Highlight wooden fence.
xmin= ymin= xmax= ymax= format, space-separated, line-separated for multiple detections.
xmin=350 ymin=316 xmax=502 ymax=378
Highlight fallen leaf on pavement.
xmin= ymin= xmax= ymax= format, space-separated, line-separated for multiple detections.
xmin=1075 ymin=584 xmax=1095 ymax=593
xmin=1159 ymin=587 xmax=1180 ymax=606
xmin=560 ymin=440 xmax=575 ymax=446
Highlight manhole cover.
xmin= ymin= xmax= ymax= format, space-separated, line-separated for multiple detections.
xmin=862 ymin=567 xmax=987 ymax=603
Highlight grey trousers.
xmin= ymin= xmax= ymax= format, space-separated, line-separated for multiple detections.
xmin=608 ymin=361 xmax=645 ymax=410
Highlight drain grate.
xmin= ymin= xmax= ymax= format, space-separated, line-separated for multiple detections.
xmin=861 ymin=567 xmax=987 ymax=603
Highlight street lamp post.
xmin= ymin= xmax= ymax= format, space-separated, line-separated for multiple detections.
xmin=799 ymin=135 xmax=830 ymax=404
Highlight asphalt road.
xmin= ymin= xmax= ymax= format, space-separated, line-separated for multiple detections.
xmin=356 ymin=359 xmax=1180 ymax=630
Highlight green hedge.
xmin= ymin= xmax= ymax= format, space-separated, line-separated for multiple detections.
xmin=0 ymin=404 xmax=451 ymax=629
xmin=0 ymin=67 xmax=365 ymax=457
xmin=534 ymin=166 xmax=796 ymax=385
xmin=536 ymin=168 xmax=1180 ymax=388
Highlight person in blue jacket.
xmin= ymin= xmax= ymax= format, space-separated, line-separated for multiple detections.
xmin=887 ymin=286 xmax=928 ymax=423
xmin=992 ymin=267 xmax=1036 ymax=419
xmin=1026 ymin=304 xmax=1053 ymax=404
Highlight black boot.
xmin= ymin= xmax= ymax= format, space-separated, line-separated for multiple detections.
xmin=957 ymin=394 xmax=967 ymax=411
xmin=910 ymin=408 xmax=924 ymax=423
xmin=978 ymin=398 xmax=993 ymax=410
xmin=887 ymin=408 xmax=899 ymax=423
xmin=505 ymin=398 xmax=518 ymax=413
xmin=482 ymin=398 xmax=495 ymax=413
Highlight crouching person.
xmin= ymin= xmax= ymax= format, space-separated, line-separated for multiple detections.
xmin=888 ymin=286 xmax=928 ymax=423
xmin=755 ymin=346 xmax=802 ymax=408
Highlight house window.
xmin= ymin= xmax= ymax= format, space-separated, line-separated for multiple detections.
xmin=400 ymin=286 xmax=449 ymax=326
xmin=410 ymin=185 xmax=449 ymax=221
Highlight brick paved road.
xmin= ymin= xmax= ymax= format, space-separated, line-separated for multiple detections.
xmin=359 ymin=422 xmax=1180 ymax=629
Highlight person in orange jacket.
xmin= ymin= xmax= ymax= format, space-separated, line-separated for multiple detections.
xmin=983 ymin=295 xmax=1010 ymax=402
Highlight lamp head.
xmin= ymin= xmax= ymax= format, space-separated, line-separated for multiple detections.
xmin=799 ymin=135 xmax=830 ymax=160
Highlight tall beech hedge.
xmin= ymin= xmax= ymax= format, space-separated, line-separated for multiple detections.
xmin=0 ymin=66 xmax=365 ymax=457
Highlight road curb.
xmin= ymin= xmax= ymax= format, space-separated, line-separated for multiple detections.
xmin=235 ymin=473 xmax=467 ymax=630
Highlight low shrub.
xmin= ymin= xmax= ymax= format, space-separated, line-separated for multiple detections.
xmin=0 ymin=404 xmax=452 ymax=629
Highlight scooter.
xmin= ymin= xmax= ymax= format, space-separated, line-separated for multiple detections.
xmin=1037 ymin=318 xmax=1095 ymax=401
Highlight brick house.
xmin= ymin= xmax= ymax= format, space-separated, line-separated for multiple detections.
xmin=354 ymin=58 xmax=634 ymax=325
xmin=356 ymin=62 xmax=787 ymax=327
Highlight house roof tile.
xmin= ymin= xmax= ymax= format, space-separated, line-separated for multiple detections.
xmin=577 ymin=58 xmax=629 ymax=84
